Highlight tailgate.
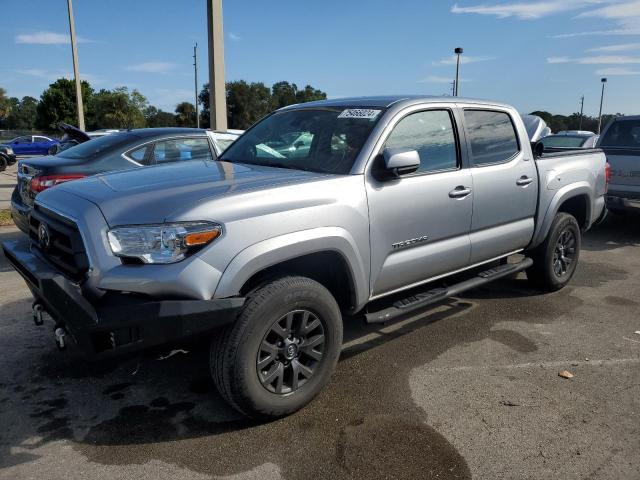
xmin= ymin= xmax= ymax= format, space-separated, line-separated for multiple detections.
xmin=604 ymin=148 xmax=640 ymax=188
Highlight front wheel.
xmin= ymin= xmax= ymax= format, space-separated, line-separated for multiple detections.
xmin=526 ymin=212 xmax=581 ymax=292
xmin=211 ymin=276 xmax=343 ymax=419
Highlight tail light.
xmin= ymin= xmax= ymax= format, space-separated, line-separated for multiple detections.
xmin=604 ymin=162 xmax=611 ymax=193
xmin=30 ymin=174 xmax=86 ymax=193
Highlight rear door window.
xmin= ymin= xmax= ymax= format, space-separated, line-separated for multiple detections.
xmin=126 ymin=145 xmax=151 ymax=164
xmin=600 ymin=120 xmax=640 ymax=148
xmin=153 ymin=138 xmax=213 ymax=164
xmin=464 ymin=110 xmax=520 ymax=165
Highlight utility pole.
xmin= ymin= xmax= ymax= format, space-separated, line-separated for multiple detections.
xmin=454 ymin=47 xmax=463 ymax=97
xmin=579 ymin=95 xmax=584 ymax=130
xmin=207 ymin=0 xmax=227 ymax=130
xmin=66 ymin=0 xmax=85 ymax=130
xmin=451 ymin=81 xmax=455 ymax=97
xmin=194 ymin=43 xmax=200 ymax=128
xmin=598 ymin=78 xmax=607 ymax=135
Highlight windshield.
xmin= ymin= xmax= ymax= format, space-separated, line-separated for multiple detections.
xmin=541 ymin=136 xmax=589 ymax=148
xmin=57 ymin=132 xmax=132 ymax=159
xmin=219 ymin=107 xmax=384 ymax=174
xmin=600 ymin=120 xmax=640 ymax=148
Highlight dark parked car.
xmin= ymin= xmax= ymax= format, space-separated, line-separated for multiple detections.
xmin=11 ymin=128 xmax=219 ymax=233
xmin=540 ymin=133 xmax=598 ymax=153
xmin=1 ymin=135 xmax=59 ymax=155
xmin=0 ymin=145 xmax=17 ymax=166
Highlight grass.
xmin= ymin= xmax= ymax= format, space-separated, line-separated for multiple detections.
xmin=0 ymin=209 xmax=12 ymax=226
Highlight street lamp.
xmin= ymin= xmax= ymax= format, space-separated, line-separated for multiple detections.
xmin=454 ymin=47 xmax=463 ymax=97
xmin=597 ymin=78 xmax=607 ymax=135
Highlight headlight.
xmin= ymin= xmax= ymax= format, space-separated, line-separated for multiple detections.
xmin=107 ymin=222 xmax=222 ymax=264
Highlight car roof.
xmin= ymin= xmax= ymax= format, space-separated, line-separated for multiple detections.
xmin=125 ymin=127 xmax=207 ymax=138
xmin=278 ymin=95 xmax=512 ymax=110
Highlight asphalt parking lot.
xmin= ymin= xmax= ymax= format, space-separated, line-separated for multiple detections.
xmin=0 ymin=215 xmax=638 ymax=480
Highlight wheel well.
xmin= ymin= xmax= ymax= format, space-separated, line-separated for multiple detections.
xmin=558 ymin=195 xmax=588 ymax=229
xmin=239 ymin=251 xmax=357 ymax=312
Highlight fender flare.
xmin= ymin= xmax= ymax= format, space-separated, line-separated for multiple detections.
xmin=530 ymin=182 xmax=592 ymax=249
xmin=214 ymin=227 xmax=370 ymax=309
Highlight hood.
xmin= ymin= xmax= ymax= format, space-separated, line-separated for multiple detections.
xmin=49 ymin=160 xmax=328 ymax=225
xmin=58 ymin=122 xmax=91 ymax=143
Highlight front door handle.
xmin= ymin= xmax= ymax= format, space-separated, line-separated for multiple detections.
xmin=449 ymin=186 xmax=472 ymax=198
xmin=516 ymin=176 xmax=534 ymax=186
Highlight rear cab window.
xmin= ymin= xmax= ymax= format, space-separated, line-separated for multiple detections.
xmin=57 ymin=133 xmax=133 ymax=159
xmin=464 ymin=110 xmax=520 ymax=165
xmin=600 ymin=120 xmax=640 ymax=148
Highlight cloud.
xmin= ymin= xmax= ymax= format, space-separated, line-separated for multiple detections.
xmin=588 ymin=43 xmax=640 ymax=52
xmin=433 ymin=55 xmax=496 ymax=65
xmin=450 ymin=1 xmax=595 ymax=20
xmin=228 ymin=32 xmax=241 ymax=42
xmin=595 ymin=67 xmax=640 ymax=74
xmin=547 ymin=55 xmax=640 ymax=64
xmin=578 ymin=0 xmax=640 ymax=21
xmin=125 ymin=62 xmax=177 ymax=74
xmin=15 ymin=31 xmax=94 ymax=45
xmin=555 ymin=0 xmax=640 ymax=37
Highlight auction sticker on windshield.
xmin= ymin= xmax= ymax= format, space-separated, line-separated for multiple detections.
xmin=338 ymin=109 xmax=381 ymax=120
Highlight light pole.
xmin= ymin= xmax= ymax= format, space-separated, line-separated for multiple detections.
xmin=579 ymin=95 xmax=584 ymax=130
xmin=194 ymin=43 xmax=199 ymax=128
xmin=597 ymin=78 xmax=607 ymax=135
xmin=66 ymin=0 xmax=85 ymax=130
xmin=454 ymin=47 xmax=463 ymax=97
xmin=207 ymin=0 xmax=227 ymax=130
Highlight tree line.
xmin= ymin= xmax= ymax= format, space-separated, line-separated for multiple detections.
xmin=0 ymin=81 xmax=622 ymax=135
xmin=528 ymin=110 xmax=621 ymax=133
xmin=0 ymin=79 xmax=327 ymax=133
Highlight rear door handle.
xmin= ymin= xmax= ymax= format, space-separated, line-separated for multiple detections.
xmin=516 ymin=176 xmax=534 ymax=186
xmin=449 ymin=186 xmax=472 ymax=198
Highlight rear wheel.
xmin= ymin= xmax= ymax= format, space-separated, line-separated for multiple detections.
xmin=527 ymin=213 xmax=581 ymax=292
xmin=211 ymin=276 xmax=343 ymax=419
xmin=0 ymin=154 xmax=7 ymax=172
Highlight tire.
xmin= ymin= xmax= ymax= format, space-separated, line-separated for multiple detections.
xmin=0 ymin=154 xmax=6 ymax=172
xmin=526 ymin=212 xmax=581 ymax=292
xmin=211 ymin=276 xmax=343 ymax=419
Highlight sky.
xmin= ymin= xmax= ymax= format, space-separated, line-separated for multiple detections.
xmin=1 ymin=0 xmax=639 ymax=117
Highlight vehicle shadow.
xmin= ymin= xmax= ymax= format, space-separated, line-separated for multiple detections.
xmin=0 ymin=268 xmax=589 ymax=479
xmin=582 ymin=212 xmax=640 ymax=252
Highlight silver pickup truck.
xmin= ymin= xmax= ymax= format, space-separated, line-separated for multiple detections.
xmin=2 ymin=96 xmax=608 ymax=418
xmin=598 ymin=115 xmax=640 ymax=213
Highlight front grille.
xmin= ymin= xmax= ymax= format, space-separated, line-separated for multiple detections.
xmin=29 ymin=206 xmax=89 ymax=281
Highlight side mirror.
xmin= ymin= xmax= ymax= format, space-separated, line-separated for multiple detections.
xmin=532 ymin=141 xmax=544 ymax=159
xmin=383 ymin=148 xmax=420 ymax=177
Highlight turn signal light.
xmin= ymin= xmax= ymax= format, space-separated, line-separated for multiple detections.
xmin=30 ymin=174 xmax=86 ymax=193
xmin=604 ymin=162 xmax=611 ymax=193
xmin=184 ymin=229 xmax=221 ymax=246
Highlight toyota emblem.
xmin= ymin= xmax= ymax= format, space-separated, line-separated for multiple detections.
xmin=38 ymin=223 xmax=51 ymax=251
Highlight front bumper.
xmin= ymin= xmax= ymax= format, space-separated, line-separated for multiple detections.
xmin=2 ymin=239 xmax=244 ymax=359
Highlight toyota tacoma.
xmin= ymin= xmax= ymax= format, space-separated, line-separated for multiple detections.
xmin=2 ymin=96 xmax=608 ymax=418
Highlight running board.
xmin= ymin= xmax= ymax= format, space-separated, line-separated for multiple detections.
xmin=364 ymin=257 xmax=533 ymax=324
